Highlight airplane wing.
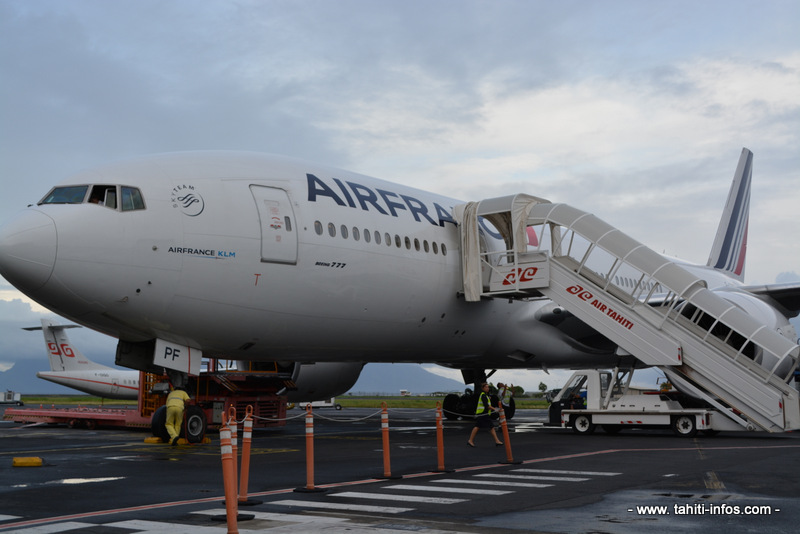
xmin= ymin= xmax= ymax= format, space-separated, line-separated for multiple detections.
xmin=740 ymin=282 xmax=800 ymax=318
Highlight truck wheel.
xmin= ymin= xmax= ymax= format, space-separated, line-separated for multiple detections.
xmin=572 ymin=414 xmax=595 ymax=434
xmin=443 ymin=394 xmax=460 ymax=420
xmin=151 ymin=406 xmax=170 ymax=441
xmin=671 ymin=415 xmax=697 ymax=437
xmin=182 ymin=405 xmax=206 ymax=443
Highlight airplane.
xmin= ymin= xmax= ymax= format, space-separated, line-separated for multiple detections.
xmin=0 ymin=148 xmax=797 ymax=410
xmin=23 ymin=318 xmax=139 ymax=399
xmin=22 ymin=318 xmax=362 ymax=404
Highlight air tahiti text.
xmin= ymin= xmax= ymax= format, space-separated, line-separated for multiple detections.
xmin=567 ymin=284 xmax=635 ymax=330
xmin=306 ymin=174 xmax=457 ymax=227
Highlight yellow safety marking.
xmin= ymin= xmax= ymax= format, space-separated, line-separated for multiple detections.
xmin=13 ymin=457 xmax=43 ymax=467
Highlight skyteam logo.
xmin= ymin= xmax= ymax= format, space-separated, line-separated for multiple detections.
xmin=171 ymin=184 xmax=205 ymax=216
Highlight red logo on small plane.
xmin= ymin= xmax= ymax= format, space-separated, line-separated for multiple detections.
xmin=503 ymin=267 xmax=539 ymax=285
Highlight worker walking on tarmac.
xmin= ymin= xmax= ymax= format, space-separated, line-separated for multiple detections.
xmin=165 ymin=386 xmax=191 ymax=446
xmin=498 ymin=382 xmax=514 ymax=409
xmin=467 ymin=383 xmax=503 ymax=447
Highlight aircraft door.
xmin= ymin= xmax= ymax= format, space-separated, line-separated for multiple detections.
xmin=250 ymin=185 xmax=298 ymax=265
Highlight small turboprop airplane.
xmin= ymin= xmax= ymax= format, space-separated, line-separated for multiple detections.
xmin=0 ymin=148 xmax=797 ymax=406
xmin=24 ymin=319 xmax=139 ymax=399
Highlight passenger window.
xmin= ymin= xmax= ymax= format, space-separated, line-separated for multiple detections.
xmin=385 ymin=233 xmax=391 ymax=246
xmin=364 ymin=228 xmax=371 ymax=243
xmin=353 ymin=227 xmax=360 ymax=241
xmin=375 ymin=231 xmax=382 ymax=245
xmin=341 ymin=225 xmax=349 ymax=239
xmin=120 ymin=186 xmax=145 ymax=211
xmin=414 ymin=238 xmax=420 ymax=251
xmin=314 ymin=221 xmax=323 ymax=235
xmin=442 ymin=243 xmax=447 ymax=256
xmin=395 ymin=234 xmax=401 ymax=248
xmin=424 ymin=240 xmax=430 ymax=253
xmin=433 ymin=242 xmax=439 ymax=254
xmin=328 ymin=223 xmax=336 ymax=237
xmin=39 ymin=185 xmax=88 ymax=204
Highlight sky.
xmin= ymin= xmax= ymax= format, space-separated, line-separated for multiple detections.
xmin=1 ymin=0 xmax=798 ymax=394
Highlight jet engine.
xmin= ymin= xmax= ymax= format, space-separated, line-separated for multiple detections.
xmin=284 ymin=361 xmax=364 ymax=402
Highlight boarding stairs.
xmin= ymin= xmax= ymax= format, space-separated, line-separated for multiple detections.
xmin=454 ymin=195 xmax=800 ymax=432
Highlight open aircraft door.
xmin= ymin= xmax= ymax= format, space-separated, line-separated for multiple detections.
xmin=250 ymin=185 xmax=298 ymax=264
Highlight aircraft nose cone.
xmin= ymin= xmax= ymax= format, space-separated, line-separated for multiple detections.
xmin=0 ymin=209 xmax=57 ymax=292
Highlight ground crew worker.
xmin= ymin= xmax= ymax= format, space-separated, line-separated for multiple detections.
xmin=165 ymin=386 xmax=190 ymax=446
xmin=498 ymin=382 xmax=514 ymax=408
xmin=467 ymin=383 xmax=503 ymax=447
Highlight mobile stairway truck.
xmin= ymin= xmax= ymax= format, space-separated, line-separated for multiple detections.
xmin=548 ymin=368 xmax=760 ymax=437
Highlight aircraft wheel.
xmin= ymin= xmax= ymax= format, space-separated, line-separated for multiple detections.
xmin=85 ymin=420 xmax=97 ymax=430
xmin=671 ymin=415 xmax=697 ymax=438
xmin=443 ymin=394 xmax=460 ymax=420
xmin=151 ymin=405 xmax=170 ymax=441
xmin=182 ymin=405 xmax=206 ymax=443
xmin=335 ymin=404 xmax=343 ymax=410
xmin=571 ymin=414 xmax=595 ymax=434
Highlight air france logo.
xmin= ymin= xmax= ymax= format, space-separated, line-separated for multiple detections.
xmin=171 ymin=184 xmax=205 ymax=217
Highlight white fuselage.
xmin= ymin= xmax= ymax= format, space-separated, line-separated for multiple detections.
xmin=36 ymin=369 xmax=139 ymax=399
xmin=1 ymin=152 xmax=612 ymax=371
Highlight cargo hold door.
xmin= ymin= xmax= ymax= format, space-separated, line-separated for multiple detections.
xmin=250 ymin=185 xmax=298 ymax=264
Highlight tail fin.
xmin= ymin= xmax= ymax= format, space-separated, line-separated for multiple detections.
xmin=706 ymin=147 xmax=752 ymax=282
xmin=22 ymin=319 xmax=110 ymax=371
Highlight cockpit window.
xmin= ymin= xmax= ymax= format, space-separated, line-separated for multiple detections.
xmin=89 ymin=185 xmax=117 ymax=209
xmin=121 ymin=186 xmax=145 ymax=211
xmin=40 ymin=185 xmax=89 ymax=204
xmin=39 ymin=184 xmax=145 ymax=211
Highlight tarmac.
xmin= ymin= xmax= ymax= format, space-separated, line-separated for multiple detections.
xmin=1 ymin=406 xmax=799 ymax=533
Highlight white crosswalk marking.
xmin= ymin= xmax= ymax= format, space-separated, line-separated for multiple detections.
xmin=107 ymin=519 xmax=227 ymax=533
xmin=331 ymin=491 xmax=466 ymax=504
xmin=475 ymin=473 xmax=589 ymax=482
xmin=384 ymin=484 xmax=511 ymax=495
xmin=432 ymin=478 xmax=552 ymax=488
xmin=192 ymin=509 xmax=352 ymax=523
xmin=268 ymin=499 xmax=413 ymax=514
xmin=1 ymin=523 xmax=93 ymax=533
xmin=514 ymin=468 xmax=621 ymax=476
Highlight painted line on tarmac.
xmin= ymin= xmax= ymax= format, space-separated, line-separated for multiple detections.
xmin=5 ymin=443 xmax=799 ymax=531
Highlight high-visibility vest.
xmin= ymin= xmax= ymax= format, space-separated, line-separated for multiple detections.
xmin=475 ymin=392 xmax=490 ymax=416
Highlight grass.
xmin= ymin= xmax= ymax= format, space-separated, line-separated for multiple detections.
xmin=20 ymin=395 xmax=136 ymax=406
xmin=336 ymin=396 xmax=549 ymax=409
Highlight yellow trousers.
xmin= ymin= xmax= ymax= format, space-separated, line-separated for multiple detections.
xmin=165 ymin=405 xmax=184 ymax=440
